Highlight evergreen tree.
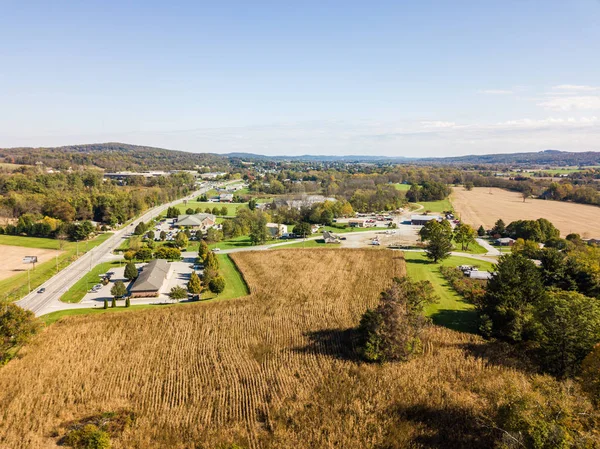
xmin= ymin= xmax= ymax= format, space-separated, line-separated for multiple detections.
xmin=425 ymin=232 xmax=453 ymax=263
xmin=209 ymin=276 xmax=226 ymax=294
xmin=124 ymin=262 xmax=138 ymax=281
xmin=187 ymin=272 xmax=202 ymax=296
xmin=477 ymin=225 xmax=486 ymax=236
xmin=198 ymin=240 xmax=209 ymax=261
xmin=103 ymin=298 xmax=108 ymax=309
xmin=479 ymin=253 xmax=545 ymax=342
xmin=111 ymin=297 xmax=116 ymax=308
xmin=125 ymin=297 xmax=130 ymax=308
xmin=110 ymin=280 xmax=127 ymax=300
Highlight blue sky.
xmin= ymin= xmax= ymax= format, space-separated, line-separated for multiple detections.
xmin=1 ymin=0 xmax=599 ymax=156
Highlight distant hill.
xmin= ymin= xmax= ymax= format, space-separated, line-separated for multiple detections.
xmin=0 ymin=142 xmax=229 ymax=171
xmin=1 ymin=143 xmax=599 ymax=169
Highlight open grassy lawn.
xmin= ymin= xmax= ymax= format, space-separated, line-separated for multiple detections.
xmin=416 ymin=198 xmax=453 ymax=213
xmin=60 ymin=261 xmax=122 ymax=303
xmin=0 ymin=233 xmax=113 ymax=302
xmin=403 ymin=251 xmax=494 ymax=333
xmin=201 ymin=254 xmax=250 ymax=301
xmin=393 ymin=183 xmax=411 ymax=191
xmin=273 ymin=238 xmax=326 ymax=249
xmin=456 ymin=240 xmax=487 ymax=254
xmin=208 ymin=235 xmax=279 ymax=250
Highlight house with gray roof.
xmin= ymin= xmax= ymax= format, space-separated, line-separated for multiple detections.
xmin=130 ymin=259 xmax=170 ymax=298
xmin=411 ymin=215 xmax=441 ymax=226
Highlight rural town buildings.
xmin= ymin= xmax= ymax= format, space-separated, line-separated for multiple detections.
xmin=410 ymin=215 xmax=440 ymax=226
xmin=266 ymin=223 xmax=288 ymax=238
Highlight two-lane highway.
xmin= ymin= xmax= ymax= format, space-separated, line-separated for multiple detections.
xmin=17 ymin=185 xmax=214 ymax=316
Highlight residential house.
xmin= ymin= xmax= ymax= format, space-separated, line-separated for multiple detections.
xmin=322 ymin=230 xmax=341 ymax=244
xmin=266 ymin=223 xmax=288 ymax=238
xmin=495 ymin=237 xmax=515 ymax=246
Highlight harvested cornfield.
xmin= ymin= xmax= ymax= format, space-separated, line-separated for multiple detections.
xmin=0 ymin=249 xmax=595 ymax=448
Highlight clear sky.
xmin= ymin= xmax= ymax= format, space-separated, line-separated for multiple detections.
xmin=1 ymin=0 xmax=599 ymax=156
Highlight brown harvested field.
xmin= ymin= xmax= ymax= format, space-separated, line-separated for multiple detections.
xmin=0 ymin=245 xmax=62 ymax=281
xmin=452 ymin=187 xmax=600 ymax=237
xmin=0 ymin=249 xmax=594 ymax=448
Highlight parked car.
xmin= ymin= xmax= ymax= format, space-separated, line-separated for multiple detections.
xmin=37 ymin=288 xmax=46 ymax=293
xmin=212 ymin=248 xmax=221 ymax=252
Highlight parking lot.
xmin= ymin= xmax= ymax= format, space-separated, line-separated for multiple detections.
xmin=79 ymin=258 xmax=199 ymax=307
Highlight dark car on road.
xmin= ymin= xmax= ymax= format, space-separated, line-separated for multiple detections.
xmin=37 ymin=288 xmax=46 ymax=293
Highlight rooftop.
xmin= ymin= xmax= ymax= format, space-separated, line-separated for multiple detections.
xmin=131 ymin=259 xmax=170 ymax=292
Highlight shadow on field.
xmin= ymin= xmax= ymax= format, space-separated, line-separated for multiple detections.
xmin=389 ymin=403 xmax=495 ymax=449
xmin=430 ymin=309 xmax=479 ymax=334
xmin=294 ymin=328 xmax=360 ymax=362
xmin=458 ymin=339 xmax=537 ymax=373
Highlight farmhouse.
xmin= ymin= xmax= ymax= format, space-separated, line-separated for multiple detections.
xmin=130 ymin=259 xmax=170 ymax=298
xmin=219 ymin=193 xmax=234 ymax=202
xmin=322 ymin=230 xmax=341 ymax=244
xmin=411 ymin=215 xmax=440 ymax=226
xmin=266 ymin=223 xmax=288 ymax=238
xmin=176 ymin=213 xmax=216 ymax=231
xmin=495 ymin=237 xmax=515 ymax=246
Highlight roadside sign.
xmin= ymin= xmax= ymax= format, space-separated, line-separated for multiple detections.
xmin=22 ymin=256 xmax=38 ymax=264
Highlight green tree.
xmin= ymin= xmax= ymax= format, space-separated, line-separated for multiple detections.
xmin=479 ymin=253 xmax=545 ymax=342
xmin=205 ymin=251 xmax=219 ymax=271
xmin=186 ymin=207 xmax=194 ymax=214
xmin=111 ymin=297 xmax=116 ymax=308
xmin=125 ymin=297 xmax=130 ymax=308
xmin=133 ymin=222 xmax=147 ymax=235
xmin=248 ymin=199 xmax=257 ymax=210
xmin=0 ymin=302 xmax=41 ymax=364
xmin=209 ymin=276 xmax=226 ymax=294
xmin=249 ymin=212 xmax=268 ymax=245
xmin=159 ymin=230 xmax=166 ymax=241
xmin=464 ymin=181 xmax=474 ymax=191
xmin=175 ymin=232 xmax=189 ymax=249
xmin=169 ymin=286 xmax=187 ymax=301
xmin=357 ymin=277 xmax=437 ymax=363
xmin=204 ymin=207 xmax=212 ymax=214
xmin=146 ymin=230 xmax=155 ymax=241
xmin=477 ymin=225 xmax=486 ymax=236
xmin=135 ymin=247 xmax=153 ymax=261
xmin=187 ymin=271 xmax=202 ymax=296
xmin=110 ymin=280 xmax=127 ymax=300
xmin=425 ymin=232 xmax=452 ymax=263
xmin=124 ymin=262 xmax=138 ymax=281
xmin=63 ymin=424 xmax=111 ymax=449
xmin=212 ymin=206 xmax=220 ymax=215
xmin=206 ymin=227 xmax=223 ymax=243
xmin=491 ymin=219 xmax=506 ymax=236
xmin=198 ymin=239 xmax=209 ymax=261
xmin=534 ymin=290 xmax=600 ymax=377
xmin=103 ymin=298 xmax=108 ymax=309
xmin=220 ymin=206 xmax=228 ymax=216
xmin=453 ymin=223 xmax=476 ymax=251
xmin=293 ymin=222 xmax=312 ymax=237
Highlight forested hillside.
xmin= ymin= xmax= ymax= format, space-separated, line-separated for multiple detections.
xmin=0 ymin=142 xmax=229 ymax=171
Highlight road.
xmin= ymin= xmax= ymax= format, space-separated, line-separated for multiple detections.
xmin=17 ymin=184 xmax=214 ymax=317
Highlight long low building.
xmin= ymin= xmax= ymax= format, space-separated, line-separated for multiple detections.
xmin=411 ymin=215 xmax=441 ymax=226
xmin=130 ymin=259 xmax=170 ymax=298
xmin=176 ymin=213 xmax=216 ymax=231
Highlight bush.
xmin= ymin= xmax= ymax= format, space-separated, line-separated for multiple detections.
xmin=0 ymin=302 xmax=41 ymax=364
xmin=209 ymin=276 xmax=226 ymax=294
xmin=63 ymin=424 xmax=111 ymax=449
xmin=169 ymin=286 xmax=187 ymax=301
xmin=439 ymin=266 xmax=486 ymax=305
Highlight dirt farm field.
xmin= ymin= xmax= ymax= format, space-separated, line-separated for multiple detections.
xmin=0 ymin=245 xmax=62 ymax=281
xmin=452 ymin=187 xmax=600 ymax=237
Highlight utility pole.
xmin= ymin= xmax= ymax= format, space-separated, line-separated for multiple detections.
xmin=76 ymin=241 xmax=79 ymax=258
xmin=27 ymin=265 xmax=31 ymax=294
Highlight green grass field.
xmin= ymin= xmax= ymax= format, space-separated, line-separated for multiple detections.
xmin=415 ymin=198 xmax=453 ymax=213
xmin=201 ymin=254 xmax=249 ymax=301
xmin=403 ymin=252 xmax=494 ymax=333
xmin=60 ymin=261 xmax=122 ymax=303
xmin=455 ymin=240 xmax=487 ymax=254
xmin=208 ymin=235 xmax=279 ymax=250
xmin=393 ymin=183 xmax=411 ymax=191
xmin=273 ymin=238 xmax=326 ymax=249
xmin=0 ymin=233 xmax=113 ymax=302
